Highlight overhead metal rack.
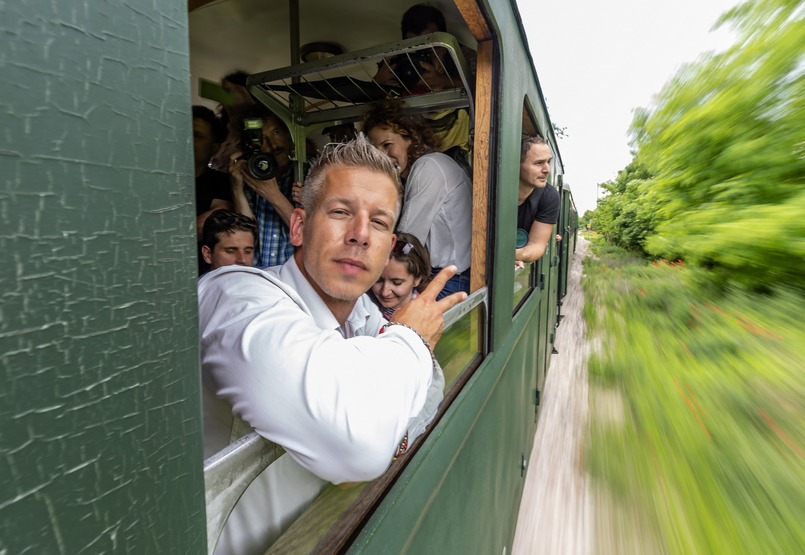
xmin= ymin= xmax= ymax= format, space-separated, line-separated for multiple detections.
xmin=245 ymin=32 xmax=473 ymax=180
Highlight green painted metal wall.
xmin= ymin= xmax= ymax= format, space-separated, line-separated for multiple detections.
xmin=0 ymin=1 xmax=206 ymax=553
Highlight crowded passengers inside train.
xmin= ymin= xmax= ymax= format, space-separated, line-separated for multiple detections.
xmin=193 ymin=4 xmax=560 ymax=554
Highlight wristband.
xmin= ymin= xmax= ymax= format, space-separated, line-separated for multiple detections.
xmin=380 ymin=322 xmax=437 ymax=374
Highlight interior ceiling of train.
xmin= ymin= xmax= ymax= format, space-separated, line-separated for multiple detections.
xmin=188 ymin=0 xmax=477 ymax=108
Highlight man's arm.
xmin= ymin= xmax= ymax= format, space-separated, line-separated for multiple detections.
xmin=515 ymin=220 xmax=554 ymax=264
xmin=199 ymin=274 xmax=435 ymax=484
xmin=229 ymin=156 xmax=258 ymax=221
xmin=199 ymin=268 xmax=465 ymax=485
xmin=241 ymin=173 xmax=294 ymax=227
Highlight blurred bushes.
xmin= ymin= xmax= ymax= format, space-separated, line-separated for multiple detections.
xmin=591 ymin=0 xmax=805 ymax=288
xmin=584 ymin=241 xmax=805 ymax=554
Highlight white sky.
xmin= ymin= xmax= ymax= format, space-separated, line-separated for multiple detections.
xmin=516 ymin=0 xmax=742 ymax=214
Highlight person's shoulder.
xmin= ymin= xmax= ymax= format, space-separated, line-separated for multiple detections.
xmin=198 ymin=265 xmax=292 ymax=300
xmin=411 ymin=152 xmax=442 ymax=169
xmin=544 ymin=184 xmax=561 ymax=205
xmin=416 ymin=152 xmax=466 ymax=177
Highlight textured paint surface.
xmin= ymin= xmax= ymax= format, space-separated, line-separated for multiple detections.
xmin=0 ymin=1 xmax=206 ymax=553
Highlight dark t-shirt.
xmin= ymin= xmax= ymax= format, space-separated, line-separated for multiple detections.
xmin=517 ymin=185 xmax=561 ymax=231
xmin=195 ymin=169 xmax=232 ymax=216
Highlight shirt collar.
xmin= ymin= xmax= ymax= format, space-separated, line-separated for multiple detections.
xmin=276 ymin=255 xmax=372 ymax=336
xmin=274 ymin=256 xmax=340 ymax=332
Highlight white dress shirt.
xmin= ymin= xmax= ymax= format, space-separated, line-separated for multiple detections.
xmin=199 ymin=256 xmax=437 ymax=555
xmin=397 ymin=152 xmax=473 ymax=273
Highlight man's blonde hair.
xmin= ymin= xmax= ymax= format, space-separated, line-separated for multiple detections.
xmin=302 ymin=133 xmax=403 ymax=220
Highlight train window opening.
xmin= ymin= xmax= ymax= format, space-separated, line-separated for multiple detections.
xmin=189 ymin=1 xmax=495 ymax=553
xmin=513 ymin=97 xmax=543 ymax=313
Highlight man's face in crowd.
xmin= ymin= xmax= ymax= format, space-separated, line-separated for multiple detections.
xmin=405 ymin=22 xmax=446 ymax=73
xmin=193 ymin=117 xmax=219 ymax=167
xmin=260 ymin=115 xmax=293 ymax=172
xmin=202 ymin=231 xmax=256 ymax=270
xmin=520 ymin=143 xmax=552 ymax=189
xmin=291 ymin=166 xmax=398 ymax=303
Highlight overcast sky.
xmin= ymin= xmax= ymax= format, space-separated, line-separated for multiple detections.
xmin=515 ymin=0 xmax=743 ymax=214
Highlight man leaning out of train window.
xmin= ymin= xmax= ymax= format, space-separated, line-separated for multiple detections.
xmin=197 ymin=136 xmax=465 ymax=555
xmin=515 ymin=135 xmax=561 ymax=269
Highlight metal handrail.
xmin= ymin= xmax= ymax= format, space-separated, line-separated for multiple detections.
xmin=204 ymin=433 xmax=285 ymax=554
xmin=202 ymin=286 xmax=487 ymax=554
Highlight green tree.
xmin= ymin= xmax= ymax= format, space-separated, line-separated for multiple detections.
xmin=630 ymin=0 xmax=805 ymax=286
xmin=579 ymin=210 xmax=594 ymax=229
xmin=591 ymin=160 xmax=655 ymax=251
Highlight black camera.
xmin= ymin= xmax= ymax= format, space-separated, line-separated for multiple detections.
xmin=238 ymin=118 xmax=279 ymax=181
xmin=391 ymin=50 xmax=432 ymax=90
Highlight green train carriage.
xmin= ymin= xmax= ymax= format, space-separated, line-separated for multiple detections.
xmin=0 ymin=0 xmax=578 ymax=552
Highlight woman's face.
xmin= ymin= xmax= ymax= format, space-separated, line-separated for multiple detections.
xmin=368 ymin=127 xmax=413 ymax=178
xmin=372 ymin=258 xmax=421 ymax=311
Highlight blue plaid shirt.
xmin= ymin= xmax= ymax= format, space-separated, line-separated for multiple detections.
xmin=244 ymin=163 xmax=302 ymax=268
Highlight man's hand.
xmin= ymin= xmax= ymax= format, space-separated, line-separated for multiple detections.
xmin=515 ymin=260 xmax=525 ymax=270
xmin=228 ymin=153 xmax=246 ymax=193
xmin=392 ymin=266 xmax=467 ymax=346
xmin=291 ymin=181 xmax=304 ymax=205
xmin=242 ymin=172 xmax=282 ymax=200
xmin=374 ymin=58 xmax=398 ymax=86
xmin=417 ymin=60 xmax=454 ymax=92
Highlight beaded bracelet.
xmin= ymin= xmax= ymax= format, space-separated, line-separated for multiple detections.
xmin=380 ymin=322 xmax=437 ymax=374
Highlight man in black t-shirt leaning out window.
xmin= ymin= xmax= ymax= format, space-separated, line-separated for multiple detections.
xmin=515 ymin=135 xmax=561 ymax=269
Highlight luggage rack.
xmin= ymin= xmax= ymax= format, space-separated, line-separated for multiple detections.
xmin=245 ymin=32 xmax=474 ymax=130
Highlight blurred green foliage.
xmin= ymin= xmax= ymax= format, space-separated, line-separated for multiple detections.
xmin=584 ymin=239 xmax=805 ymax=554
xmin=591 ymin=0 xmax=805 ymax=288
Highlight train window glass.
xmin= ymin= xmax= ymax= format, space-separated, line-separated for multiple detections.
xmin=513 ymin=263 xmax=533 ymax=309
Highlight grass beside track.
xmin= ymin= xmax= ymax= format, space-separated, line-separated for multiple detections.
xmin=582 ymin=236 xmax=805 ymax=555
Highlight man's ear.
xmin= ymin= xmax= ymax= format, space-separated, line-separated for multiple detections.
xmin=289 ymin=208 xmax=306 ymax=247
xmin=201 ymin=245 xmax=213 ymax=265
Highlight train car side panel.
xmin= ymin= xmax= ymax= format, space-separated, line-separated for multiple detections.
xmin=0 ymin=1 xmax=207 ymax=552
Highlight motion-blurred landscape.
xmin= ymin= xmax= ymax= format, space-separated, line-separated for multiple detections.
xmin=580 ymin=1 xmax=805 ymax=552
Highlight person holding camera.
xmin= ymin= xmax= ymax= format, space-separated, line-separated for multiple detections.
xmin=228 ymin=105 xmax=304 ymax=268
xmin=373 ymin=5 xmax=475 ymax=166
xmin=364 ymin=101 xmax=472 ymax=299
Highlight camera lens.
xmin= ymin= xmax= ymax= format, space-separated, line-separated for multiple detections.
xmin=247 ymin=152 xmax=278 ymax=181
xmin=392 ymin=51 xmax=431 ymax=90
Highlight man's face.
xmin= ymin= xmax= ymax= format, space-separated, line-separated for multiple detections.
xmin=405 ymin=22 xmax=445 ymax=72
xmin=325 ymin=125 xmax=357 ymax=144
xmin=291 ymin=166 xmax=399 ymax=303
xmin=520 ymin=143 xmax=552 ymax=189
xmin=193 ymin=118 xmax=219 ymax=167
xmin=202 ymin=230 xmax=256 ymax=270
xmin=260 ymin=116 xmax=292 ymax=172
